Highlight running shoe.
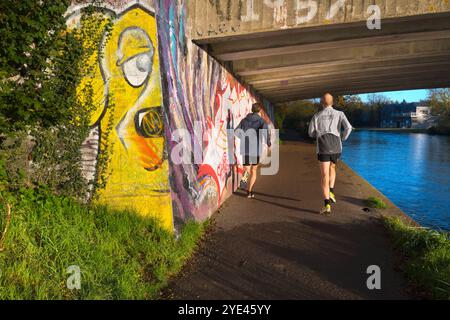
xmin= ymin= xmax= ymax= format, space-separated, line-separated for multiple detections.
xmin=330 ymin=192 xmax=337 ymax=204
xmin=320 ymin=204 xmax=332 ymax=215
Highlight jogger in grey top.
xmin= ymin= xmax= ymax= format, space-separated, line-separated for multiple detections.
xmin=308 ymin=102 xmax=353 ymax=155
xmin=308 ymin=93 xmax=353 ymax=215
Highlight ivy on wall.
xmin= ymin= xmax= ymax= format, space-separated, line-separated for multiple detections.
xmin=0 ymin=0 xmax=80 ymax=131
xmin=0 ymin=1 xmax=114 ymax=200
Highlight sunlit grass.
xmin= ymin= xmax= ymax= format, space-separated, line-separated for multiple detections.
xmin=0 ymin=192 xmax=205 ymax=300
xmin=364 ymin=196 xmax=387 ymax=209
xmin=383 ymin=217 xmax=450 ymax=300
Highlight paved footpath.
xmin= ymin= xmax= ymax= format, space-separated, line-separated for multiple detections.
xmin=165 ymin=141 xmax=410 ymax=300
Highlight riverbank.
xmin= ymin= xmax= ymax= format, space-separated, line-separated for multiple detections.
xmin=383 ymin=217 xmax=450 ymax=300
xmin=357 ymin=128 xmax=429 ymax=134
xmin=164 ymin=141 xmax=412 ymax=299
xmin=355 ymin=127 xmax=450 ymax=136
xmin=344 ymin=157 xmax=449 ymax=299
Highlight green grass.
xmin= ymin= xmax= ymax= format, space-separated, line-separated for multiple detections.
xmin=0 ymin=190 xmax=205 ymax=300
xmin=383 ymin=217 xmax=450 ymax=300
xmin=364 ymin=196 xmax=387 ymax=209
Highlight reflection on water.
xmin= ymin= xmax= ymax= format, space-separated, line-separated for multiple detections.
xmin=343 ymin=130 xmax=450 ymax=231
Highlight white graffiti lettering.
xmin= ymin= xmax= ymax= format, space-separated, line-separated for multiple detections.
xmin=237 ymin=0 xmax=381 ymax=29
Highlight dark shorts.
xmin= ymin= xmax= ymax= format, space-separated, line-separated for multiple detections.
xmin=318 ymin=153 xmax=341 ymax=164
xmin=243 ymin=155 xmax=260 ymax=166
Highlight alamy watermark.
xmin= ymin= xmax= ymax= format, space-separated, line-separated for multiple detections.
xmin=67 ymin=265 xmax=81 ymax=290
xmin=366 ymin=265 xmax=382 ymax=290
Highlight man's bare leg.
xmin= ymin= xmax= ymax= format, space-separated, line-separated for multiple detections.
xmin=329 ymin=162 xmax=337 ymax=203
xmin=330 ymin=162 xmax=336 ymax=190
xmin=248 ymin=165 xmax=258 ymax=193
xmin=319 ymin=161 xmax=332 ymax=214
xmin=319 ymin=161 xmax=331 ymax=200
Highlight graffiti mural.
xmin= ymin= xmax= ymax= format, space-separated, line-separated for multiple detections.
xmin=199 ymin=73 xmax=257 ymax=205
xmin=156 ymin=0 xmax=275 ymax=227
xmin=66 ymin=0 xmax=275 ymax=231
xmin=68 ymin=2 xmax=174 ymax=230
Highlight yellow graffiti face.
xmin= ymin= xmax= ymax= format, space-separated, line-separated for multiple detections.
xmin=84 ymin=7 xmax=173 ymax=230
xmin=102 ymin=9 xmax=165 ymax=171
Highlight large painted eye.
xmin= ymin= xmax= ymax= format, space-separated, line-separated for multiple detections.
xmin=116 ymin=27 xmax=154 ymax=88
xmin=135 ymin=107 xmax=164 ymax=138
xmin=122 ymin=51 xmax=153 ymax=87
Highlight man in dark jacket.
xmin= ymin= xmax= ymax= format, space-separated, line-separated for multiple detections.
xmin=236 ymin=103 xmax=271 ymax=199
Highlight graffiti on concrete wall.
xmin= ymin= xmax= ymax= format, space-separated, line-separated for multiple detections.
xmin=190 ymin=0 xmax=441 ymax=37
xmin=155 ymin=0 xmax=275 ymax=226
xmin=67 ymin=2 xmax=174 ymax=230
xmin=198 ymin=73 xmax=252 ymax=206
xmin=67 ymin=0 xmax=275 ymax=230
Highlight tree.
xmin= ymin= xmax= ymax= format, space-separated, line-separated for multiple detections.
xmin=274 ymin=104 xmax=288 ymax=132
xmin=275 ymin=100 xmax=317 ymax=137
xmin=428 ymin=88 xmax=450 ymax=134
xmin=366 ymin=94 xmax=391 ymax=127
xmin=335 ymin=95 xmax=365 ymax=127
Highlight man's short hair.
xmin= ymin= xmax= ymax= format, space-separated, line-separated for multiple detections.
xmin=252 ymin=103 xmax=263 ymax=113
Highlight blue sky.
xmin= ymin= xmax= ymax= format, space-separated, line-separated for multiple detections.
xmin=358 ymin=89 xmax=429 ymax=103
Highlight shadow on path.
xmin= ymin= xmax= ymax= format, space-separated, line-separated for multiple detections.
xmin=164 ymin=142 xmax=410 ymax=300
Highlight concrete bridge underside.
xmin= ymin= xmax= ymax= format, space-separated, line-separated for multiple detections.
xmin=190 ymin=1 xmax=450 ymax=102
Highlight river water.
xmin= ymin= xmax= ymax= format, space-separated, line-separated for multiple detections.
xmin=342 ymin=130 xmax=450 ymax=231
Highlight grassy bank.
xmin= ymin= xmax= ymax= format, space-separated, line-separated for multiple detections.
xmin=364 ymin=197 xmax=387 ymax=209
xmin=0 ymin=190 xmax=205 ymax=300
xmin=383 ymin=217 xmax=450 ymax=300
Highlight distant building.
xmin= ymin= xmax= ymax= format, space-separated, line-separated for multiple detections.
xmin=380 ymin=102 xmax=438 ymax=129
xmin=411 ymin=106 xmax=439 ymax=129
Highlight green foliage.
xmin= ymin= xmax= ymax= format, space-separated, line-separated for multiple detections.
xmin=275 ymin=100 xmax=318 ymax=137
xmin=363 ymin=94 xmax=391 ymax=127
xmin=94 ymin=95 xmax=116 ymax=196
xmin=364 ymin=197 xmax=387 ymax=209
xmin=0 ymin=3 xmax=206 ymax=301
xmin=384 ymin=217 xmax=450 ymax=300
xmin=0 ymin=2 xmax=115 ymax=199
xmin=0 ymin=132 xmax=34 ymax=192
xmin=0 ymin=126 xmax=93 ymax=199
xmin=275 ymin=94 xmax=391 ymax=135
xmin=274 ymin=107 xmax=287 ymax=132
xmin=336 ymin=95 xmax=366 ymax=127
xmin=0 ymin=190 xmax=205 ymax=299
xmin=0 ymin=0 xmax=79 ymax=132
xmin=428 ymin=88 xmax=450 ymax=135
xmin=0 ymin=0 xmax=114 ymax=132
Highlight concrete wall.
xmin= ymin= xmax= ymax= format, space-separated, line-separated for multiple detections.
xmin=155 ymin=0 xmax=275 ymax=228
xmin=189 ymin=0 xmax=450 ymax=40
xmin=193 ymin=1 xmax=450 ymax=101
xmin=66 ymin=0 xmax=275 ymax=231
xmin=67 ymin=1 xmax=174 ymax=230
